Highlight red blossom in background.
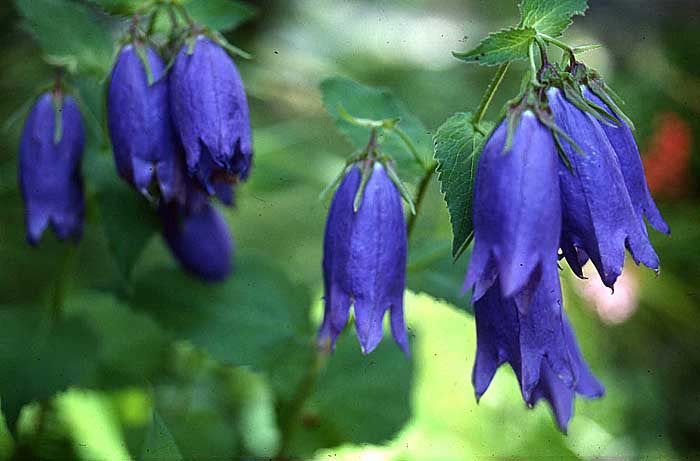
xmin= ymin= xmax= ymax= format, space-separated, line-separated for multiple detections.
xmin=642 ymin=113 xmax=693 ymax=199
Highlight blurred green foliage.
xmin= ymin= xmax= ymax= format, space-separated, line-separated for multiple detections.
xmin=0 ymin=0 xmax=698 ymax=460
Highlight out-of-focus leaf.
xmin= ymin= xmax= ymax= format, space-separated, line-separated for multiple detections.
xmin=130 ymin=250 xmax=312 ymax=372
xmin=94 ymin=168 xmax=159 ymax=280
xmin=0 ymin=307 xmax=99 ymax=429
xmin=452 ymin=27 xmax=536 ymax=66
xmin=320 ymin=77 xmax=431 ymax=181
xmin=140 ymin=410 xmax=182 ymax=461
xmin=64 ymin=291 xmax=169 ymax=387
xmin=55 ymin=389 xmax=133 ymax=461
xmin=13 ymin=0 xmax=115 ymax=76
xmin=186 ymin=0 xmax=256 ymax=32
xmin=433 ymin=112 xmax=492 ymax=258
xmin=406 ymin=240 xmax=471 ymax=313
xmin=287 ymin=331 xmax=413 ymax=456
xmin=519 ymin=0 xmax=588 ymax=37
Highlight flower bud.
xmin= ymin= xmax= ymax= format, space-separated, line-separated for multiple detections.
xmin=19 ymin=92 xmax=84 ymax=245
xmin=319 ymin=163 xmax=408 ymax=355
xmin=161 ymin=201 xmax=233 ymax=282
xmin=108 ymin=44 xmax=184 ymax=203
xmin=170 ymin=36 xmax=252 ymax=194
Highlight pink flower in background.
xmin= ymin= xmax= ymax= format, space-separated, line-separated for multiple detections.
xmin=573 ymin=266 xmax=640 ymax=325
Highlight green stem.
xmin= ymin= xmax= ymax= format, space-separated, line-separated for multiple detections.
xmin=393 ymin=126 xmax=426 ymax=170
xmin=528 ymin=41 xmax=540 ymax=86
xmin=406 ymin=164 xmax=436 ymax=241
xmin=50 ymin=245 xmax=76 ymax=322
xmin=276 ymin=349 xmax=328 ymax=458
xmin=473 ymin=62 xmax=510 ymax=125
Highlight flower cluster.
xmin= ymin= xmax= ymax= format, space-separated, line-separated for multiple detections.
xmin=464 ymin=62 xmax=668 ymax=431
xmin=105 ymin=35 xmax=251 ymax=280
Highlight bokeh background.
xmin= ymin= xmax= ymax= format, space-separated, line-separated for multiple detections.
xmin=0 ymin=0 xmax=698 ymax=459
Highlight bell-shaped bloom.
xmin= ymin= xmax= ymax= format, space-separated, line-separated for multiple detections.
xmin=548 ymin=88 xmax=659 ymax=288
xmin=464 ymin=111 xmax=561 ymax=305
xmin=472 ymin=264 xmax=604 ymax=433
xmin=582 ymin=87 xmax=669 ymax=234
xmin=161 ymin=201 xmax=233 ymax=282
xmin=318 ymin=163 xmax=408 ymax=355
xmin=108 ymin=44 xmax=184 ymax=203
xmin=19 ymin=92 xmax=84 ymax=245
xmin=170 ymin=36 xmax=252 ymax=194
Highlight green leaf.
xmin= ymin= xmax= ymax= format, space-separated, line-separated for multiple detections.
xmin=287 ymin=331 xmax=413 ymax=456
xmin=406 ymin=240 xmax=471 ymax=313
xmin=64 ymin=291 xmax=170 ymax=387
xmin=130 ymin=250 xmax=312 ymax=373
xmin=13 ymin=0 xmax=115 ymax=77
xmin=433 ymin=112 xmax=492 ymax=258
xmin=186 ymin=0 xmax=256 ymax=32
xmin=94 ymin=167 xmax=159 ymax=280
xmin=140 ymin=410 xmax=183 ymax=461
xmin=519 ymin=0 xmax=588 ymax=37
xmin=452 ymin=27 xmax=536 ymax=66
xmin=320 ymin=77 xmax=431 ymax=180
xmin=0 ymin=307 xmax=99 ymax=429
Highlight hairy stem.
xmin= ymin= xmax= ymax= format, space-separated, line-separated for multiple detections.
xmin=473 ymin=62 xmax=510 ymax=125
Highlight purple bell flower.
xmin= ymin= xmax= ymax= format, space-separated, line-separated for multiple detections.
xmin=464 ymin=111 xmax=561 ymax=307
xmin=107 ymin=44 xmax=184 ymax=203
xmin=170 ymin=36 xmax=253 ymax=194
xmin=318 ymin=163 xmax=409 ymax=355
xmin=582 ymin=87 xmax=669 ymax=234
xmin=161 ymin=199 xmax=233 ymax=282
xmin=547 ymin=88 xmax=659 ymax=287
xmin=473 ymin=264 xmax=604 ymax=433
xmin=19 ymin=92 xmax=84 ymax=245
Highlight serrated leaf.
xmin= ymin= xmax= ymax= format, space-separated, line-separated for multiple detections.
xmin=433 ymin=112 xmax=492 ymax=258
xmin=453 ymin=27 xmax=536 ymax=66
xmin=14 ymin=0 xmax=115 ymax=77
xmin=519 ymin=0 xmax=588 ymax=37
xmin=320 ymin=77 xmax=431 ymax=181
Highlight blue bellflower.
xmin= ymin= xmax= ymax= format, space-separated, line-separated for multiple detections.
xmin=319 ymin=163 xmax=409 ymax=355
xmin=547 ymin=88 xmax=659 ymax=286
xmin=108 ymin=44 xmax=184 ymax=203
xmin=19 ymin=92 xmax=85 ymax=244
xmin=582 ymin=87 xmax=669 ymax=234
xmin=473 ymin=264 xmax=604 ymax=432
xmin=170 ymin=36 xmax=253 ymax=194
xmin=464 ymin=111 xmax=561 ymax=308
xmin=161 ymin=199 xmax=234 ymax=282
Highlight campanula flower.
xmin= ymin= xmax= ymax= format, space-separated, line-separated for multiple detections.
xmin=318 ymin=163 xmax=409 ymax=355
xmin=582 ymin=87 xmax=669 ymax=234
xmin=108 ymin=44 xmax=184 ymax=203
xmin=472 ymin=264 xmax=604 ymax=432
xmin=161 ymin=200 xmax=233 ymax=282
xmin=19 ymin=92 xmax=84 ymax=245
xmin=170 ymin=36 xmax=252 ymax=194
xmin=547 ymin=88 xmax=659 ymax=287
xmin=464 ymin=111 xmax=561 ymax=306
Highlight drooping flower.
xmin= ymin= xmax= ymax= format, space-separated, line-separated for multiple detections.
xmin=472 ymin=264 xmax=604 ymax=433
xmin=170 ymin=36 xmax=252 ymax=193
xmin=464 ymin=111 xmax=561 ymax=306
xmin=548 ymin=87 xmax=659 ymax=287
xmin=582 ymin=87 xmax=669 ymax=234
xmin=161 ymin=200 xmax=233 ymax=282
xmin=19 ymin=92 xmax=84 ymax=245
xmin=318 ymin=162 xmax=408 ymax=355
xmin=107 ymin=44 xmax=184 ymax=203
